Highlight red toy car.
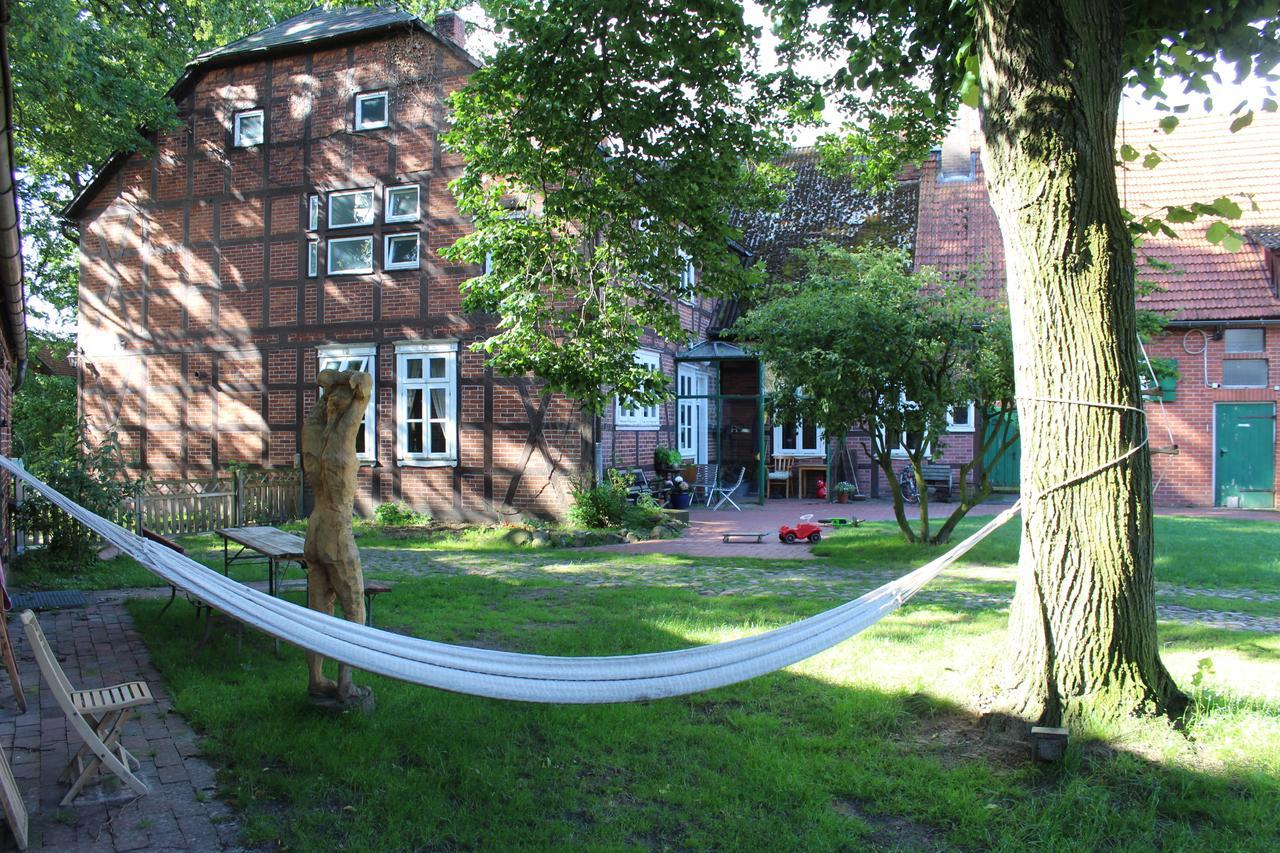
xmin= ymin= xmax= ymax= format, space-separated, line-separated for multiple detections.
xmin=779 ymin=515 xmax=823 ymax=543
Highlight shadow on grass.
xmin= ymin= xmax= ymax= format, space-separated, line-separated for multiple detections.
xmin=126 ymin=575 xmax=1280 ymax=851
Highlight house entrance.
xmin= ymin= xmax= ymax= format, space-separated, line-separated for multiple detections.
xmin=1215 ymin=402 xmax=1276 ymax=509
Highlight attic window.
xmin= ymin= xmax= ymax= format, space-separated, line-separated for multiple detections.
xmin=355 ymin=91 xmax=389 ymax=130
xmin=233 ymin=110 xmax=264 ymax=148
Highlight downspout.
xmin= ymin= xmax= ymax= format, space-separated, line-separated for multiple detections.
xmin=0 ymin=0 xmax=28 ymax=391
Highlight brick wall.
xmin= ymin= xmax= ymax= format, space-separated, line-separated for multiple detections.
xmin=1145 ymin=325 xmax=1280 ymax=507
xmin=74 ymin=28 xmax=594 ymax=521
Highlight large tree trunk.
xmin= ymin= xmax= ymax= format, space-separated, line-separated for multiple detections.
xmin=975 ymin=0 xmax=1187 ymax=724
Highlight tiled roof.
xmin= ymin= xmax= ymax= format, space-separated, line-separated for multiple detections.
xmin=915 ymin=111 xmax=1280 ymax=321
xmin=733 ymin=148 xmax=920 ymax=282
xmin=194 ymin=5 xmax=416 ymax=66
xmin=1119 ymin=111 xmax=1280 ymax=321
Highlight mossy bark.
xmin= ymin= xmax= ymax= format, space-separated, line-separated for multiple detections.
xmin=976 ymin=0 xmax=1187 ymax=724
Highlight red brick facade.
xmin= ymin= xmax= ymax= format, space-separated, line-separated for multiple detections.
xmin=72 ymin=25 xmax=602 ymax=521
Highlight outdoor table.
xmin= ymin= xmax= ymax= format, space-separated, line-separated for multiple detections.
xmin=215 ymin=526 xmax=307 ymax=597
xmin=795 ymin=460 xmax=828 ymax=499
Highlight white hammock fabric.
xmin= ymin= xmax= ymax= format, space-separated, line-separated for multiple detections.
xmin=1 ymin=456 xmax=1020 ymax=704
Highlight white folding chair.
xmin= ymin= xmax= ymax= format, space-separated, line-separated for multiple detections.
xmin=708 ymin=467 xmax=746 ymax=511
xmin=21 ymin=611 xmax=153 ymax=805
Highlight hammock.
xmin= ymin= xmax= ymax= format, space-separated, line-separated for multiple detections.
xmin=0 ymin=456 xmax=1020 ymax=704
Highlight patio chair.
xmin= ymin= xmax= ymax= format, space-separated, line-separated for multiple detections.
xmin=691 ymin=464 xmax=719 ymax=506
xmin=20 ymin=611 xmax=154 ymax=805
xmin=709 ymin=467 xmax=746 ymax=511
xmin=625 ymin=468 xmax=652 ymax=504
xmin=766 ymin=456 xmax=794 ymax=499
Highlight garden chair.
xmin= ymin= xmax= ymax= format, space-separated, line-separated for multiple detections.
xmin=626 ymin=468 xmax=652 ymax=504
xmin=709 ymin=467 xmax=746 ymax=511
xmin=691 ymin=464 xmax=719 ymax=506
xmin=766 ymin=456 xmax=794 ymax=499
xmin=20 ymin=611 xmax=154 ymax=805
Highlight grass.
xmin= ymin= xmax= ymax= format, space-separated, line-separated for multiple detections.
xmin=123 ymin=514 xmax=1280 ymax=851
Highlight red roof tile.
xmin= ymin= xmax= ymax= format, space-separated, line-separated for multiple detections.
xmin=914 ymin=111 xmax=1280 ymax=321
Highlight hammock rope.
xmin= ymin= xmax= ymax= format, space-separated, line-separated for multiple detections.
xmin=0 ymin=454 xmax=1024 ymax=703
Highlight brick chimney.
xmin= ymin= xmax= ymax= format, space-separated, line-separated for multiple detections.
xmin=434 ymin=10 xmax=466 ymax=48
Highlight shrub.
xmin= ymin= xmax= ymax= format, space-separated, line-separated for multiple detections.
xmin=373 ymin=502 xmax=430 ymax=527
xmin=568 ymin=469 xmax=631 ymax=529
xmin=17 ymin=425 xmax=144 ymax=560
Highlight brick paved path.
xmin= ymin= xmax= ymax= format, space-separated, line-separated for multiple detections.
xmin=0 ymin=599 xmax=242 ymax=852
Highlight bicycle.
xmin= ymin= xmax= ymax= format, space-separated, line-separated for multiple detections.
xmin=898 ymin=467 xmax=920 ymax=504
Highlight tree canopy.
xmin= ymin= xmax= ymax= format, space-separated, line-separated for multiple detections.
xmin=735 ymin=244 xmax=1015 ymax=544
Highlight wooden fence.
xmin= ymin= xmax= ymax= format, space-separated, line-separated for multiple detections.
xmin=12 ymin=464 xmax=305 ymax=549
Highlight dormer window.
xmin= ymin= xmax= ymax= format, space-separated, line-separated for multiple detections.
xmin=354 ymin=91 xmax=389 ymax=130
xmin=233 ymin=110 xmax=264 ymax=147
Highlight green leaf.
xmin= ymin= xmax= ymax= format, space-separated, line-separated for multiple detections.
xmin=1159 ymin=115 xmax=1180 ymax=133
xmin=1211 ymin=196 xmax=1242 ymax=219
xmin=1119 ymin=143 xmax=1140 ymax=162
xmin=1205 ymin=221 xmax=1230 ymax=245
xmin=1229 ymin=110 xmax=1254 ymax=133
xmin=1142 ymin=152 xmax=1161 ymax=169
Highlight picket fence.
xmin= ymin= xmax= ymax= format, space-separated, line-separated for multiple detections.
xmin=11 ymin=464 xmax=304 ymax=549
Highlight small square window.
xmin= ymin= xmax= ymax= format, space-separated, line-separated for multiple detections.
xmin=355 ymin=91 xmax=389 ymax=130
xmin=385 ymin=186 xmax=420 ymax=223
xmin=1224 ymin=328 xmax=1264 ymax=353
xmin=328 ymin=189 xmax=376 ymax=229
xmin=328 ymin=236 xmax=374 ymax=275
xmin=233 ymin=110 xmax=264 ymax=147
xmin=307 ymin=240 xmax=319 ymax=277
xmin=1223 ymin=359 xmax=1268 ymax=387
xmin=308 ymin=195 xmax=321 ymax=231
xmin=385 ymin=234 xmax=420 ymax=270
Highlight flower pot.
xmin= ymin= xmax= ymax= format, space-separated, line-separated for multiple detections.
xmin=670 ymin=492 xmax=693 ymax=510
xmin=836 ymin=494 xmax=849 ymax=504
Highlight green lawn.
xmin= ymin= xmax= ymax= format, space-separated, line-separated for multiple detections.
xmin=119 ymin=514 xmax=1280 ymax=851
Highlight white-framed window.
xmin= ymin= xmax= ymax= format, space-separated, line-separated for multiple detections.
xmin=306 ymin=239 xmax=319 ymax=277
xmin=1224 ymin=328 xmax=1264 ymax=353
xmin=396 ymin=340 xmax=458 ymax=466
xmin=233 ymin=110 xmax=265 ymax=148
xmin=385 ymin=185 xmax=421 ymax=223
xmin=328 ymin=236 xmax=374 ymax=275
xmin=308 ymin=194 xmax=321 ymax=231
xmin=677 ymin=365 xmax=709 ymax=463
xmin=1223 ymin=359 xmax=1268 ymax=388
xmin=946 ymin=402 xmax=975 ymax=433
xmin=317 ymin=344 xmax=376 ymax=462
xmin=354 ymin=91 xmax=389 ymax=130
xmin=615 ymin=349 xmax=663 ymax=429
xmin=678 ymin=250 xmax=696 ymax=305
xmin=328 ymin=189 xmax=376 ymax=229
xmin=384 ymin=234 xmax=420 ymax=270
xmin=772 ymin=422 xmax=826 ymax=456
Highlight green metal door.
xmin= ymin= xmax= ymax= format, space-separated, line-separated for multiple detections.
xmin=983 ymin=411 xmax=1021 ymax=491
xmin=1215 ymin=403 xmax=1276 ymax=509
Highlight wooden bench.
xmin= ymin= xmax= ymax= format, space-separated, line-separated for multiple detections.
xmin=920 ymin=464 xmax=955 ymax=502
xmin=722 ymin=531 xmax=770 ymax=544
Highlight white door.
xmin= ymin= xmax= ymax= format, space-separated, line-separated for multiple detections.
xmin=677 ymin=367 xmax=709 ymax=464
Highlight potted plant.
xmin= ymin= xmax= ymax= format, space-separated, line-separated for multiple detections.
xmin=654 ymin=447 xmax=684 ymax=474
xmin=668 ymin=475 xmax=693 ymax=509
xmin=833 ymin=481 xmax=857 ymax=504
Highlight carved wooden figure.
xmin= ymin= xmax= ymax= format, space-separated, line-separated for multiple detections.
xmin=301 ymin=368 xmax=373 ymax=702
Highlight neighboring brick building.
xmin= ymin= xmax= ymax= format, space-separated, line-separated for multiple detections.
xmin=1 ymin=0 xmax=30 ymax=553
xmin=67 ymin=5 xmax=730 ymax=520
xmin=919 ymin=109 xmax=1280 ymax=508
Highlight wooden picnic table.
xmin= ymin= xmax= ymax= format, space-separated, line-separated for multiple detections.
xmin=216 ymin=526 xmax=307 ymax=597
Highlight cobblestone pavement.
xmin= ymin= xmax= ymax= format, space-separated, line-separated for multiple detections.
xmin=0 ymin=600 xmax=243 ymax=852
xmin=357 ymin=547 xmax=1280 ymax=633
